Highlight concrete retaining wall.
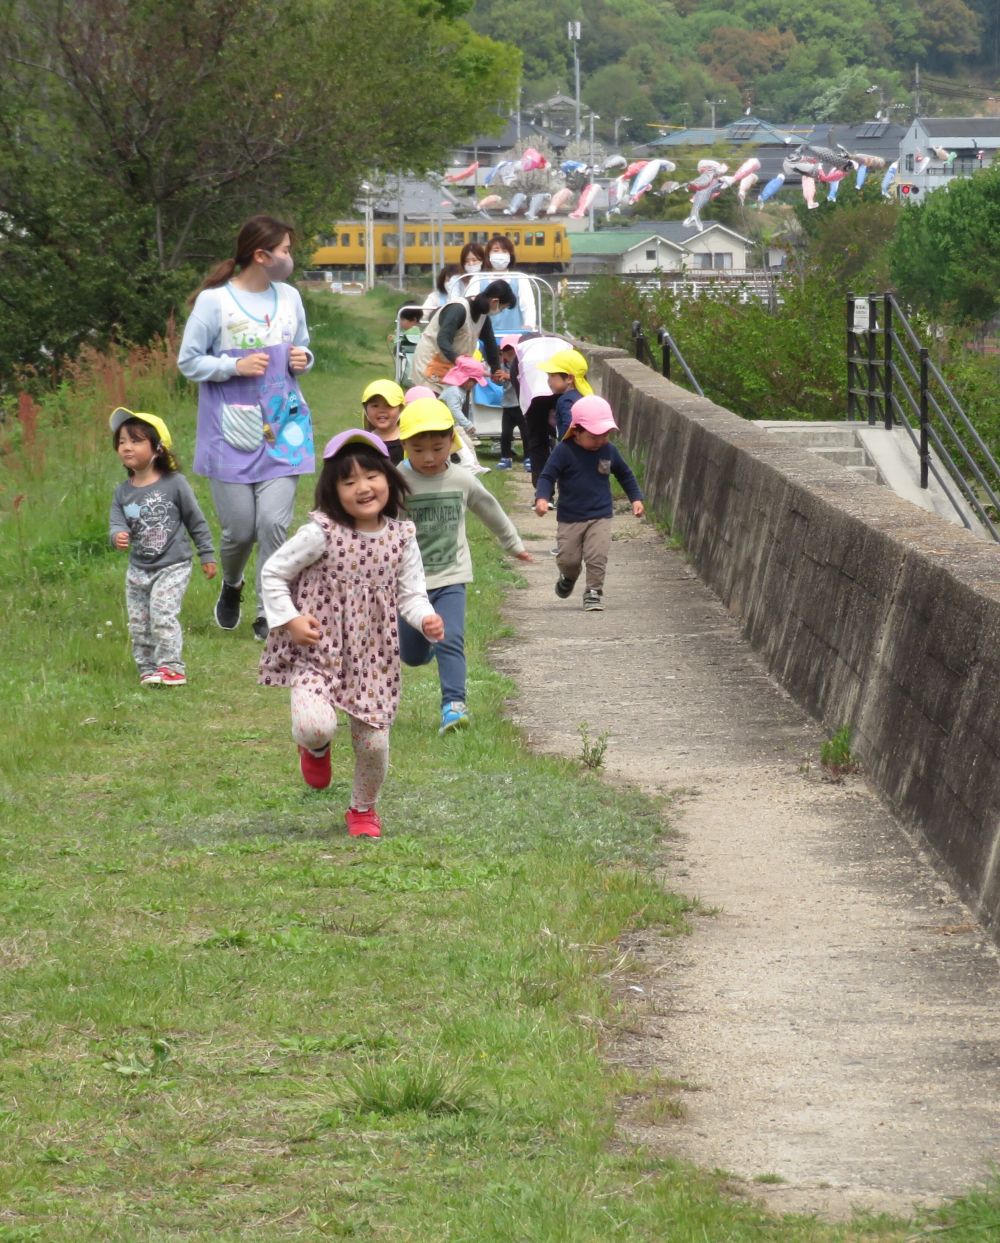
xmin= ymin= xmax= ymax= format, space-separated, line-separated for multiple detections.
xmin=587 ymin=347 xmax=1000 ymax=932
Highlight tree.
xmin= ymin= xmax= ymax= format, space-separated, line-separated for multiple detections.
xmin=890 ymin=166 xmax=1000 ymax=324
xmin=0 ymin=0 xmax=518 ymax=379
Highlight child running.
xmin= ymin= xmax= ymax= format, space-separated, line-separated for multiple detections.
xmin=361 ymin=379 xmax=405 ymax=464
xmin=397 ymin=398 xmax=533 ymax=734
xmin=538 ymin=348 xmax=594 ymax=441
xmin=259 ymin=430 xmax=444 ymax=838
xmin=109 ymin=407 xmax=217 ymax=686
xmin=534 ymin=396 xmax=644 ymax=613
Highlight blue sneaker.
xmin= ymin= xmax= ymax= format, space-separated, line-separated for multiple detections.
xmin=439 ymin=701 xmax=470 ymax=735
xmin=497 ymin=457 xmax=513 ymax=470
xmin=523 ymin=458 xmax=532 ymax=472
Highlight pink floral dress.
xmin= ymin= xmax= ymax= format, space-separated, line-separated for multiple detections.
xmin=259 ymin=512 xmax=415 ymax=729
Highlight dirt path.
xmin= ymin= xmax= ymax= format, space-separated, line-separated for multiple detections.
xmin=493 ymin=481 xmax=1000 ymax=1220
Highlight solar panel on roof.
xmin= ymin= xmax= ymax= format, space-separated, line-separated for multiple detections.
xmin=729 ymin=122 xmax=756 ymax=139
xmin=856 ymin=121 xmax=889 ymax=138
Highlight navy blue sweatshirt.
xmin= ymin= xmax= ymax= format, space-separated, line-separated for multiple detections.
xmin=535 ymin=439 xmax=643 ymax=523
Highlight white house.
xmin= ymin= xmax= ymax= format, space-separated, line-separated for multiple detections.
xmin=897 ymin=117 xmax=1000 ymax=202
xmin=567 ymin=221 xmax=753 ymax=275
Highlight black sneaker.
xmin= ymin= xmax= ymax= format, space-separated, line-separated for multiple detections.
xmin=251 ymin=616 xmax=269 ymax=642
xmin=555 ymin=575 xmax=577 ymax=599
xmin=583 ymin=588 xmax=605 ymax=612
xmin=214 ymin=580 xmax=243 ymax=630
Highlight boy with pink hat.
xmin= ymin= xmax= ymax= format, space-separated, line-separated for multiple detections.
xmin=533 ymin=395 xmax=644 ymax=612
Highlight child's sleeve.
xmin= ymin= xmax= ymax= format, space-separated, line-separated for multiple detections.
xmin=466 ymin=477 xmax=525 ymax=554
xmin=396 ymin=537 xmax=436 ymax=632
xmin=534 ymin=444 xmax=565 ymax=503
xmin=260 ymin=522 xmax=326 ymax=629
xmin=109 ymin=486 xmax=129 ymax=545
xmin=610 ymin=447 xmax=643 ymax=503
xmin=175 ymin=477 xmax=216 ymax=563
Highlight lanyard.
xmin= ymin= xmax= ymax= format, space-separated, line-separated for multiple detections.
xmin=226 ymin=282 xmax=278 ymax=327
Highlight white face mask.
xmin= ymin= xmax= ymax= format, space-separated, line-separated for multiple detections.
xmin=464 ymin=260 xmax=482 ymax=273
xmin=490 ymin=252 xmax=511 ymax=270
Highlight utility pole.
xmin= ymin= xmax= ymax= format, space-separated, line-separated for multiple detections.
xmin=914 ymin=62 xmax=921 ymax=116
xmin=568 ymin=20 xmax=581 ymax=145
xmin=588 ymin=112 xmax=600 ymax=231
xmin=396 ymin=176 xmax=405 ymax=291
xmin=614 ymin=116 xmax=632 ymax=146
xmin=706 ymin=97 xmax=727 ymax=129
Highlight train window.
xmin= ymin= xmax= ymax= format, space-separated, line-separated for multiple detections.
xmin=524 ymin=233 xmax=533 ymax=246
xmin=532 ymin=231 xmax=544 ymax=245
xmin=511 ymin=231 xmax=520 ymax=244
xmin=358 ymin=233 xmax=364 ymax=247
xmin=405 ymin=232 xmax=415 ymax=245
xmin=384 ymin=233 xmax=398 ymax=247
xmin=340 ymin=234 xmax=350 ymax=246
xmin=318 ymin=234 xmax=335 ymax=247
xmin=420 ymin=232 xmax=430 ymax=246
xmin=554 ymin=230 xmax=563 ymax=242
xmin=445 ymin=231 xmax=463 ymax=245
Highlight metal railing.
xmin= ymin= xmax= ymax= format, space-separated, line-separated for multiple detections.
xmin=847 ymin=293 xmax=1000 ymax=540
xmin=632 ymin=321 xmax=704 ymax=396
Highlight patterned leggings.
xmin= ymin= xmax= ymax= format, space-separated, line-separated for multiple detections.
xmin=125 ymin=560 xmax=193 ymax=675
xmin=290 ymin=686 xmax=389 ymax=810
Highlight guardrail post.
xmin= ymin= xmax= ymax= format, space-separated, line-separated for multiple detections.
xmin=631 ymin=320 xmax=645 ymax=364
xmin=847 ymin=294 xmax=856 ymax=420
xmin=867 ymin=295 xmax=878 ymax=426
xmin=657 ymin=327 xmax=671 ymax=381
xmin=883 ymin=296 xmax=893 ymax=431
xmin=919 ymin=347 xmax=929 ymax=489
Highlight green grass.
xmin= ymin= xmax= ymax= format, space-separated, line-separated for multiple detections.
xmin=0 ymin=290 xmax=997 ymax=1239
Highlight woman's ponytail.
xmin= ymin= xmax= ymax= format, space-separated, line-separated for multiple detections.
xmin=186 ymin=215 xmax=295 ymax=306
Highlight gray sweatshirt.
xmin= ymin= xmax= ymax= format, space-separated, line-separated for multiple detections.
xmin=109 ymin=473 xmax=215 ymax=571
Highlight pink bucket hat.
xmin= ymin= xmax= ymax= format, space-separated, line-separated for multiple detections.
xmin=441 ymin=355 xmax=488 ymax=387
xmin=563 ymin=395 xmax=618 ymax=439
xmin=404 ymin=385 xmax=436 ymax=404
xmin=323 ymin=428 xmax=389 ymax=459
xmin=499 ymin=334 xmax=521 ymax=351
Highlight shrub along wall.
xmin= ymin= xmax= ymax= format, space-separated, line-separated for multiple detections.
xmin=586 ymin=346 xmax=1000 ymax=934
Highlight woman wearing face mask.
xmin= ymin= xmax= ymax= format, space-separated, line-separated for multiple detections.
xmin=178 ymin=214 xmax=315 ymax=642
xmin=446 ymin=241 xmax=488 ymax=300
xmin=411 ymin=279 xmax=516 ymax=391
xmin=464 ymin=235 xmax=538 ymax=333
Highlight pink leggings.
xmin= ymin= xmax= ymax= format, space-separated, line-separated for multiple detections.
xmin=290 ymin=686 xmax=389 ymax=810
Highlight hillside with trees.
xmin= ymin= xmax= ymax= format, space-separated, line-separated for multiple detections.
xmin=469 ymin=0 xmax=1000 ymax=140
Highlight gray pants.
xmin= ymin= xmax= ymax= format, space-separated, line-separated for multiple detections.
xmin=209 ymin=476 xmax=298 ymax=618
xmin=556 ymin=517 xmax=613 ymax=592
xmin=125 ymin=560 xmax=192 ymax=675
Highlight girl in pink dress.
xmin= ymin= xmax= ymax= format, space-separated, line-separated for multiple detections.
xmin=259 ymin=430 xmax=444 ymax=838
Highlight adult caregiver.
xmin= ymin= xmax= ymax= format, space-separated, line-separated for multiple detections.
xmin=177 ymin=214 xmax=315 ymax=641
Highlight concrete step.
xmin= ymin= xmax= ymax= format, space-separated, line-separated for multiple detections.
xmin=812 ymin=446 xmax=868 ymax=467
xmin=847 ymin=465 xmax=881 ymax=483
xmin=763 ymin=429 xmax=859 ymax=449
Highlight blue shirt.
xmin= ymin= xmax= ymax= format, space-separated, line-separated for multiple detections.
xmin=535 ymin=440 xmax=643 ymax=523
xmin=554 ymin=387 xmax=584 ymax=440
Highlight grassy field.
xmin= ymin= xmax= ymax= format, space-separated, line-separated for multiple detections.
xmin=0 ymin=289 xmax=995 ymax=1240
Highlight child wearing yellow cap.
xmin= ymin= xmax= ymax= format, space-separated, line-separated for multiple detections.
xmin=361 ymin=379 xmax=405 ymax=463
xmin=397 ymin=398 xmax=534 ymax=734
xmin=538 ymin=348 xmax=594 ymax=442
xmin=109 ymin=407 xmax=217 ymax=685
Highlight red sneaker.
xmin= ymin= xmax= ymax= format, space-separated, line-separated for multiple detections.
xmin=345 ymin=807 xmax=381 ymax=838
xmin=298 ymin=745 xmax=331 ymax=790
xmin=157 ymin=667 xmax=187 ymax=686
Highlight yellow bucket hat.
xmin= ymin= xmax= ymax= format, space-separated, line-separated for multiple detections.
xmin=537 ymin=348 xmax=594 ymax=396
xmin=398 ymin=397 xmax=462 ymax=453
xmin=109 ymin=406 xmax=173 ymax=450
xmin=362 ymin=379 xmax=405 ymax=407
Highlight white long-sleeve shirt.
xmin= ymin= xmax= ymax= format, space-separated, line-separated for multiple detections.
xmin=260 ymin=520 xmax=435 ymax=631
xmin=177 ymin=283 xmax=314 ymax=383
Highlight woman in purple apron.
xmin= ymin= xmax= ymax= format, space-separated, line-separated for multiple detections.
xmin=178 ymin=215 xmax=314 ymax=641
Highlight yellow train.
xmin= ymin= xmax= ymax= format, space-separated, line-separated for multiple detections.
xmin=310 ymin=219 xmax=571 ymax=273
